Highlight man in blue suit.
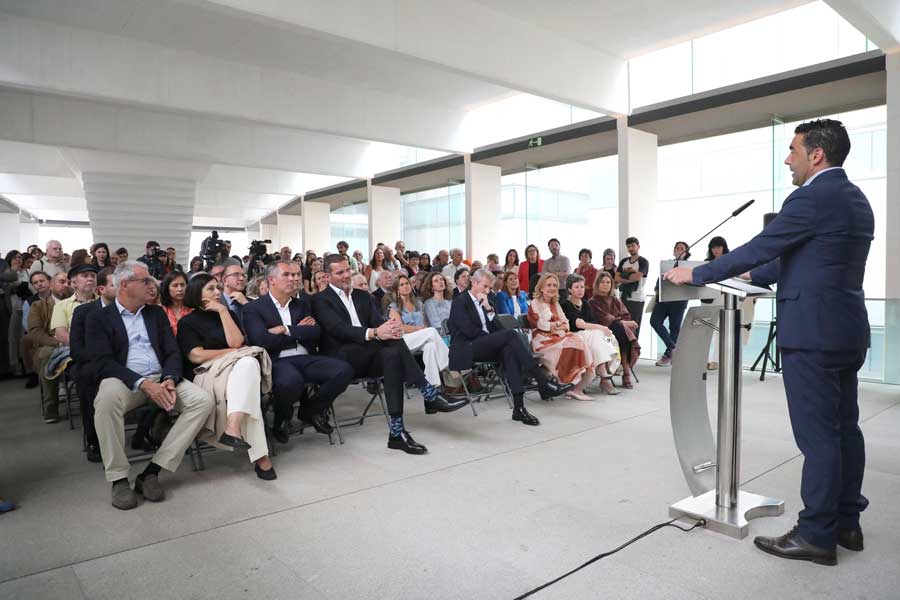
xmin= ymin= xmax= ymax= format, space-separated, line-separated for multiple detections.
xmin=665 ymin=119 xmax=873 ymax=566
xmin=243 ymin=260 xmax=354 ymax=444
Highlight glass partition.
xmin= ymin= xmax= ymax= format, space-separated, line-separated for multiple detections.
xmin=330 ymin=203 xmax=369 ymax=259
xmin=400 ymin=182 xmax=465 ymax=256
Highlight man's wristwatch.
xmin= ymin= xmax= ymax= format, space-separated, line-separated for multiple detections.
xmin=162 ymin=375 xmax=178 ymax=385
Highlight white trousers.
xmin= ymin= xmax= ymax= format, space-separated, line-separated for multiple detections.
xmin=225 ymin=356 xmax=268 ymax=463
xmin=402 ymin=327 xmax=449 ymax=387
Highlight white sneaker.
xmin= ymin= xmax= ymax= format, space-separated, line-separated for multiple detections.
xmin=655 ymin=355 xmax=672 ymax=366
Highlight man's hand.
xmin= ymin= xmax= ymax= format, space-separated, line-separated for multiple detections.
xmin=268 ymin=325 xmax=287 ymax=335
xmin=297 ymin=316 xmax=316 ymax=326
xmin=376 ymin=320 xmax=403 ymax=340
xmin=141 ymin=379 xmax=176 ymax=411
xmin=228 ymin=291 xmax=248 ymax=305
xmin=663 ymin=266 xmax=695 ymax=285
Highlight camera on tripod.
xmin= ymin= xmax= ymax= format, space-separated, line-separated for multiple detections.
xmin=200 ymin=230 xmax=227 ymax=269
xmin=248 ymin=239 xmax=272 ymax=276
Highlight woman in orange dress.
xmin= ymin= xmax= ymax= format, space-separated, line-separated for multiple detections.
xmin=528 ymin=273 xmax=595 ymax=400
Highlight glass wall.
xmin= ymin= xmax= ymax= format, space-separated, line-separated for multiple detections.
xmin=400 ymin=183 xmax=465 ymax=255
xmin=629 ymin=1 xmax=873 ymax=109
xmin=330 ymin=203 xmax=369 ymax=259
xmin=37 ymin=225 xmax=94 ymax=255
xmin=499 ymin=156 xmax=618 ymax=262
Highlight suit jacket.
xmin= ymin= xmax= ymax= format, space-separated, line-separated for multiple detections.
xmin=693 ymin=168 xmax=873 ymax=351
xmin=26 ymin=296 xmax=58 ymax=348
xmin=86 ymin=302 xmax=182 ymax=389
xmin=311 ymin=286 xmax=385 ymax=357
xmin=242 ymin=293 xmax=320 ymax=361
xmin=496 ymin=290 xmax=529 ymax=316
xmin=70 ymin=298 xmax=103 ymax=365
xmin=447 ymin=291 xmax=500 ymax=371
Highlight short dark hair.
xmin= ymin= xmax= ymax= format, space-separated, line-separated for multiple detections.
xmin=324 ymin=254 xmax=348 ymax=273
xmin=337 ymin=240 xmax=349 ymax=248
xmin=115 ymin=247 xmax=128 ymax=255
xmin=453 ymin=266 xmax=471 ymax=283
xmin=184 ymin=273 xmax=214 ymax=310
xmin=625 ymin=237 xmax=640 ymax=246
xmin=97 ymin=267 xmax=115 ymax=287
xmin=159 ymin=271 xmax=188 ymax=306
xmin=30 ymin=270 xmax=50 ymax=284
xmin=794 ymin=119 xmax=851 ymax=167
xmin=578 ymin=248 xmax=592 ymax=260
xmin=548 ymin=238 xmax=560 ymax=246
xmin=146 ymin=240 xmax=159 ymax=248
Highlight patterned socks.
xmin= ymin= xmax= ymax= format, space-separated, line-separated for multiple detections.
xmin=420 ymin=382 xmax=439 ymax=401
xmin=389 ymin=416 xmax=404 ymax=437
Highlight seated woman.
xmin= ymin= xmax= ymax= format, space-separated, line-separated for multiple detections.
xmin=452 ymin=267 xmax=470 ymax=298
xmin=518 ymin=244 xmax=544 ymax=298
xmin=386 ymin=273 xmax=454 ymax=392
xmin=245 ymin=273 xmax=268 ymax=299
xmin=147 ymin=277 xmax=162 ymax=305
xmin=421 ymin=271 xmax=453 ymax=336
xmin=589 ymin=271 xmax=641 ymax=389
xmin=561 ymin=274 xmax=621 ymax=395
xmin=177 ymin=274 xmax=276 ymax=480
xmin=496 ymin=271 xmax=529 ymax=318
xmin=528 ymin=273 xmax=596 ymax=401
xmin=160 ymin=271 xmax=192 ymax=335
xmin=312 ymin=270 xmax=330 ymax=294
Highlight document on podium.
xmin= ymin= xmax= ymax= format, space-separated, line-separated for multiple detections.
xmin=705 ymin=278 xmax=773 ymax=299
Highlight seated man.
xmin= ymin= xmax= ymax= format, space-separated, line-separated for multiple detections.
xmin=371 ymin=269 xmax=393 ymax=312
xmin=448 ymin=269 xmax=573 ymax=426
xmin=220 ymin=259 xmax=249 ymax=330
xmin=243 ymin=260 xmax=354 ymax=443
xmin=24 ymin=272 xmax=70 ymax=423
xmin=311 ymin=255 xmax=468 ymax=455
xmin=20 ymin=270 xmax=53 ymax=389
xmin=70 ymin=267 xmax=117 ymax=462
xmin=87 ymin=261 xmax=214 ymax=510
xmin=51 ymin=263 xmax=98 ymax=346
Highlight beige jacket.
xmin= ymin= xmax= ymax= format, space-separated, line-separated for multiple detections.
xmin=192 ymin=346 xmax=272 ymax=450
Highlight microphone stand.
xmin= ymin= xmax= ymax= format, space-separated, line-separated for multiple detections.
xmin=675 ymin=200 xmax=755 ymax=267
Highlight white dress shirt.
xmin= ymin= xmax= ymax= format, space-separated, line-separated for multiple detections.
xmin=467 ymin=291 xmax=494 ymax=334
xmin=269 ymin=293 xmax=309 ymax=359
xmin=802 ymin=166 xmax=842 ymax=187
xmin=329 ymin=284 xmax=374 ymax=340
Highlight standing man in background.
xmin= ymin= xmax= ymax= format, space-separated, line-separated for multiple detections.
xmin=665 ymin=119 xmax=873 ymax=566
xmin=616 ymin=237 xmax=649 ymax=335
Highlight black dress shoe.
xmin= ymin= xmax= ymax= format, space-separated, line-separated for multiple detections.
xmin=255 ymin=463 xmax=277 ymax=481
xmin=424 ymin=393 xmax=469 ymax=414
xmin=512 ymin=406 xmax=540 ymax=426
xmin=754 ymin=526 xmax=837 ymax=566
xmin=86 ymin=443 xmax=102 ymax=463
xmin=837 ymin=527 xmax=864 ymax=551
xmin=219 ymin=432 xmax=252 ymax=450
xmin=387 ymin=430 xmax=428 ymax=455
xmin=540 ymin=380 xmax=575 ymax=399
xmin=271 ymin=423 xmax=290 ymax=444
xmin=302 ymin=411 xmax=334 ymax=435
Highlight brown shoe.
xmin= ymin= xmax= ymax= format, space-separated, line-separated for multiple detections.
xmin=134 ymin=473 xmax=165 ymax=502
xmin=111 ymin=480 xmax=138 ymax=511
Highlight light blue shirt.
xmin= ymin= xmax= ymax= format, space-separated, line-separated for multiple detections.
xmin=116 ymin=299 xmax=162 ymax=390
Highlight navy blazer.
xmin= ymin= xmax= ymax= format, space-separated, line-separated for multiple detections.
xmin=692 ymin=168 xmax=873 ymax=351
xmin=242 ymin=293 xmax=320 ymax=361
xmin=86 ymin=302 xmax=182 ymax=389
xmin=310 ymin=286 xmax=386 ymax=357
xmin=70 ymin=298 xmax=103 ymax=365
xmin=447 ymin=291 xmax=501 ymax=370
xmin=495 ymin=290 xmax=528 ymax=316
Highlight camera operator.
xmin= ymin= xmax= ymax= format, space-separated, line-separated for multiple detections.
xmin=137 ymin=240 xmax=166 ymax=280
xmin=247 ymin=240 xmax=272 ymax=277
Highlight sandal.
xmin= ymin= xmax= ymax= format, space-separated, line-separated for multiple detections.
xmin=599 ymin=376 xmax=620 ymax=395
xmin=621 ymin=368 xmax=634 ymax=389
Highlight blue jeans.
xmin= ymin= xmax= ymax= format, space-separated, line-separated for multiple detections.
xmin=649 ymin=300 xmax=687 ymax=358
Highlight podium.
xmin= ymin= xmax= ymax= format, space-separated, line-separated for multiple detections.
xmin=660 ymin=261 xmax=784 ymax=538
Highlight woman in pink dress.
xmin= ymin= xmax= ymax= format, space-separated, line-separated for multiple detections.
xmin=528 ymin=273 xmax=595 ymax=400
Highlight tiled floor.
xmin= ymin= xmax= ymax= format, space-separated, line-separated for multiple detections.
xmin=1 ymin=365 xmax=898 ymax=599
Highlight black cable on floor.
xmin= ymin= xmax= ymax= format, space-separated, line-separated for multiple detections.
xmin=512 ymin=517 xmax=707 ymax=600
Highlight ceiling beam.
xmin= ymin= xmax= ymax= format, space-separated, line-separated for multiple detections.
xmin=826 ymin=0 xmax=900 ymax=52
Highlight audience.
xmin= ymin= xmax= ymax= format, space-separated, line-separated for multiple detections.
xmin=20 ymin=271 xmax=53 ymax=388
xmin=137 ymin=241 xmax=166 ymax=280
xmin=91 ymin=243 xmax=112 ymax=269
xmin=495 ymin=271 xmax=528 ymax=318
xmin=503 ymin=249 xmax=520 ymax=273
xmin=448 ymin=269 xmax=573 ymax=426
xmin=351 ymin=273 xmax=370 ymax=291
xmin=245 ymin=273 xmax=268 ymax=299
xmin=28 ymin=240 xmax=68 ymax=278
xmin=528 ymin=274 xmax=594 ymax=400
xmin=160 ymin=271 xmax=192 ymax=335
xmin=220 ymin=259 xmax=249 ymax=330
xmin=312 ymin=255 xmax=467 ymax=455
xmin=25 ymin=271 xmax=70 ymax=422
xmin=452 ymin=267 xmax=471 ymax=298
xmin=432 ymin=249 xmax=450 ymax=273
xmin=51 ymin=263 xmax=98 ymax=348
xmin=243 ymin=260 xmax=353 ymax=444
xmin=442 ymin=248 xmax=466 ymax=279
xmin=615 ymin=237 xmax=649 ymax=335
xmin=561 ymin=274 xmax=621 ymax=395
xmin=422 ymin=271 xmax=453 ymax=336
xmin=574 ymin=248 xmax=598 ymax=292
xmin=518 ymin=244 xmax=543 ymax=298
xmin=364 ymin=248 xmax=389 ymax=292
xmin=600 ymin=249 xmax=617 ymax=285
xmin=177 ymin=274 xmax=275 ymax=480
xmin=87 ymin=261 xmax=215 ymax=510
xmin=542 ymin=239 xmax=571 ymax=280
xmin=650 ymin=241 xmax=690 ymax=366
xmin=371 ymin=269 xmax=394 ymax=308
xmin=589 ymin=272 xmax=641 ymax=389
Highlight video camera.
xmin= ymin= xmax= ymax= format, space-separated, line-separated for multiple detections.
xmin=200 ymin=230 xmax=227 ymax=269
xmin=248 ymin=239 xmax=272 ymax=276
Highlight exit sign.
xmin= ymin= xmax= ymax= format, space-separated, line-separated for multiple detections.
xmin=527 ymin=136 xmax=543 ymax=148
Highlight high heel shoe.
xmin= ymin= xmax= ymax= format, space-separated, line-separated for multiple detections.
xmin=599 ymin=376 xmax=620 ymax=395
xmin=621 ymin=368 xmax=634 ymax=389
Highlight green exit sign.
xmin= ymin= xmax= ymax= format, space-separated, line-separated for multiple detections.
xmin=527 ymin=136 xmax=543 ymax=148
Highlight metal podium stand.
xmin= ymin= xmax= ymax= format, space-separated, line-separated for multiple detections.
xmin=660 ymin=262 xmax=784 ymax=539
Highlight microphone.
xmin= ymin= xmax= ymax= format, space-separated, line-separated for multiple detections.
xmin=731 ymin=199 xmax=755 ymax=217
xmin=682 ymin=199 xmax=756 ymax=257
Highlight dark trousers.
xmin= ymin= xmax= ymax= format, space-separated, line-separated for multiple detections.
xmin=649 ymin=300 xmax=687 ymax=358
xmin=336 ymin=339 xmax=426 ymax=417
xmin=470 ymin=329 xmax=538 ymax=396
xmin=73 ymin=363 xmax=99 ymax=445
xmin=0 ymin=298 xmax=10 ymax=377
xmin=609 ymin=321 xmax=634 ymax=367
xmin=623 ymin=300 xmax=645 ymax=337
xmin=781 ymin=348 xmax=868 ymax=548
xmin=271 ymin=354 xmax=354 ymax=426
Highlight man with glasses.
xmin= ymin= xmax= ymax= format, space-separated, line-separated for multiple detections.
xmin=87 ymin=261 xmax=213 ymax=510
xmin=220 ymin=259 xmax=249 ymax=330
xmin=28 ymin=240 xmax=67 ymax=278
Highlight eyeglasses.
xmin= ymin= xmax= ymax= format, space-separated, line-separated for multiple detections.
xmin=224 ymin=272 xmax=246 ymax=279
xmin=126 ymin=277 xmax=154 ymax=285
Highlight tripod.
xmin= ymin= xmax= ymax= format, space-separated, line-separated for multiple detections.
xmin=749 ymin=320 xmax=780 ymax=381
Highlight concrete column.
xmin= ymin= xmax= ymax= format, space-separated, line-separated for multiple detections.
xmin=276 ymin=213 xmax=303 ymax=256
xmin=302 ymin=201 xmax=332 ymax=255
xmin=465 ymin=156 xmax=502 ymax=262
xmin=260 ymin=222 xmax=279 ymax=252
xmin=82 ymin=172 xmax=195 ymax=265
xmin=367 ymin=184 xmax=401 ymax=255
xmin=617 ymin=116 xmax=658 ymax=258
xmin=882 ymin=53 xmax=900 ymax=383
